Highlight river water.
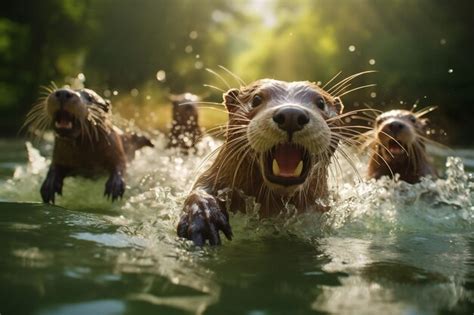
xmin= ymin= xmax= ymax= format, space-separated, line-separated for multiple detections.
xmin=0 ymin=136 xmax=473 ymax=315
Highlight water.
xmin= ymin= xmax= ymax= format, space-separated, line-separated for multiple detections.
xmin=0 ymin=136 xmax=473 ymax=315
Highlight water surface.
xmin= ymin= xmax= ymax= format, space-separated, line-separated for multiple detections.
xmin=0 ymin=137 xmax=473 ymax=315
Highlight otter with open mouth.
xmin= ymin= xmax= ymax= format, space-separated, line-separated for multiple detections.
xmin=167 ymin=93 xmax=203 ymax=153
xmin=177 ymin=79 xmax=347 ymax=246
xmin=367 ymin=109 xmax=437 ymax=183
xmin=24 ymin=87 xmax=153 ymax=204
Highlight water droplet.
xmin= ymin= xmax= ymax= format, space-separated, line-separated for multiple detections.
xmin=130 ymin=88 xmax=139 ymax=97
xmin=103 ymin=90 xmax=111 ymax=98
xmin=370 ymin=92 xmax=377 ymax=98
xmin=316 ymin=81 xmax=322 ymax=86
xmin=146 ymin=95 xmax=151 ymax=100
xmin=112 ymin=90 xmax=118 ymax=96
xmin=448 ymin=68 xmax=453 ymax=74
xmin=440 ymin=38 xmax=446 ymax=45
xmin=195 ymin=54 xmax=200 ymax=59
xmin=369 ymin=59 xmax=376 ymax=65
xmin=185 ymin=45 xmax=193 ymax=53
xmin=156 ymin=70 xmax=166 ymax=82
xmin=77 ymin=73 xmax=86 ymax=81
xmin=348 ymin=45 xmax=356 ymax=52
xmin=189 ymin=31 xmax=198 ymax=40
xmin=289 ymin=32 xmax=293 ymax=36
xmin=194 ymin=61 xmax=203 ymax=69
xmin=399 ymin=101 xmax=404 ymax=104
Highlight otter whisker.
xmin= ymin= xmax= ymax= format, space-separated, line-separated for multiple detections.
xmin=218 ymin=65 xmax=247 ymax=87
xmin=321 ymin=71 xmax=343 ymax=89
xmin=336 ymin=84 xmax=377 ymax=98
xmin=203 ymin=84 xmax=227 ymax=94
xmin=206 ymin=68 xmax=231 ymax=90
xmin=327 ymin=70 xmax=376 ymax=94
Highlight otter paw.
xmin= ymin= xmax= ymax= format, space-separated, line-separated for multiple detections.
xmin=104 ymin=172 xmax=125 ymax=201
xmin=40 ymin=170 xmax=64 ymax=204
xmin=177 ymin=193 xmax=233 ymax=246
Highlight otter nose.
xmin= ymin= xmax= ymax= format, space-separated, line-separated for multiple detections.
xmin=54 ymin=89 xmax=74 ymax=103
xmin=273 ymin=107 xmax=310 ymax=136
xmin=388 ymin=121 xmax=406 ymax=133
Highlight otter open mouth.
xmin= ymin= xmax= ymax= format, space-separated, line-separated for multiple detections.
xmin=263 ymin=143 xmax=312 ymax=186
xmin=53 ymin=110 xmax=76 ymax=136
xmin=387 ymin=139 xmax=405 ymax=155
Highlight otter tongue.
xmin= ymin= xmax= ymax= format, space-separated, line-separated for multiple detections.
xmin=273 ymin=144 xmax=303 ymax=177
xmin=388 ymin=140 xmax=403 ymax=154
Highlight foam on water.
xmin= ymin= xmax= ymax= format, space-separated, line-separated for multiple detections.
xmin=0 ymin=136 xmax=473 ymax=314
xmin=1 ymin=137 xmax=473 ymax=239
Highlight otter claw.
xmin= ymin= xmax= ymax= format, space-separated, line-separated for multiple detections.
xmin=177 ymin=193 xmax=232 ymax=246
xmin=40 ymin=167 xmax=65 ymax=204
xmin=104 ymin=172 xmax=125 ymax=202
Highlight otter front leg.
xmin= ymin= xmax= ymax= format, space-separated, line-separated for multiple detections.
xmin=104 ymin=170 xmax=125 ymax=201
xmin=41 ymin=165 xmax=68 ymax=204
xmin=177 ymin=190 xmax=233 ymax=246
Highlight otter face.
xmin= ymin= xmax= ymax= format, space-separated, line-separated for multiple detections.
xmin=224 ymin=79 xmax=343 ymax=194
xmin=374 ymin=110 xmax=427 ymax=160
xmin=45 ymin=88 xmax=110 ymax=138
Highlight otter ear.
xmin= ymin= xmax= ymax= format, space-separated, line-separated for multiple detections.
xmin=333 ymin=97 xmax=344 ymax=114
xmin=223 ymin=88 xmax=240 ymax=113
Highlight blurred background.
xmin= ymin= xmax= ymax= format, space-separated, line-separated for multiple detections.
xmin=1 ymin=0 xmax=473 ymax=144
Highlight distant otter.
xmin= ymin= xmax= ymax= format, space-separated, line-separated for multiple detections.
xmin=24 ymin=87 xmax=153 ymax=203
xmin=177 ymin=79 xmax=347 ymax=245
xmin=367 ymin=109 xmax=436 ymax=183
xmin=167 ymin=93 xmax=202 ymax=153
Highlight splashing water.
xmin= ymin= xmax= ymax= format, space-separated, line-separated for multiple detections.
xmin=0 ymin=136 xmax=473 ymax=314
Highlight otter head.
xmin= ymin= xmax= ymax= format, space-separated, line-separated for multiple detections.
xmin=224 ymin=79 xmax=344 ymax=195
xmin=44 ymin=88 xmax=111 ymax=139
xmin=373 ymin=109 xmax=428 ymax=161
xmin=170 ymin=93 xmax=200 ymax=127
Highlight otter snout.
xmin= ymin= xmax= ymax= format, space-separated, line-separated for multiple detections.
xmin=272 ymin=106 xmax=310 ymax=138
xmin=54 ymin=89 xmax=77 ymax=104
xmin=383 ymin=120 xmax=407 ymax=135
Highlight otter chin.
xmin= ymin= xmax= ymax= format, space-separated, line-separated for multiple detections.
xmin=24 ymin=87 xmax=153 ymax=204
xmin=177 ymin=79 xmax=348 ymax=246
xmin=367 ymin=109 xmax=437 ymax=183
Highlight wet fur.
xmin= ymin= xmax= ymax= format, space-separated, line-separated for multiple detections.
xmin=167 ymin=93 xmax=203 ymax=153
xmin=24 ymin=87 xmax=153 ymax=203
xmin=177 ymin=79 xmax=352 ymax=245
xmin=367 ymin=109 xmax=437 ymax=183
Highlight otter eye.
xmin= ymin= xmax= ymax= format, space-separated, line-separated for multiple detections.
xmin=251 ymin=94 xmax=263 ymax=107
xmin=84 ymin=94 xmax=94 ymax=103
xmin=315 ymin=97 xmax=326 ymax=110
xmin=409 ymin=115 xmax=417 ymax=123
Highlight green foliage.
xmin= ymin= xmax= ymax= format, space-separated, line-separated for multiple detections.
xmin=0 ymin=0 xmax=472 ymax=143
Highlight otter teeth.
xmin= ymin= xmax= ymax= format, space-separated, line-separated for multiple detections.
xmin=55 ymin=121 xmax=73 ymax=129
xmin=272 ymin=159 xmax=280 ymax=176
xmin=294 ymin=160 xmax=303 ymax=177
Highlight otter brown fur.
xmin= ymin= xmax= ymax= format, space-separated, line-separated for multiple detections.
xmin=24 ymin=87 xmax=153 ymax=203
xmin=167 ymin=93 xmax=202 ymax=153
xmin=367 ymin=109 xmax=436 ymax=183
xmin=177 ymin=79 xmax=346 ymax=246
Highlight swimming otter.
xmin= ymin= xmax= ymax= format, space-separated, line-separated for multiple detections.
xmin=24 ymin=87 xmax=153 ymax=203
xmin=367 ymin=109 xmax=436 ymax=183
xmin=177 ymin=79 xmax=347 ymax=245
xmin=167 ymin=93 xmax=202 ymax=153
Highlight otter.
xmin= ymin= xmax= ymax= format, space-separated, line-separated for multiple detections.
xmin=167 ymin=93 xmax=202 ymax=153
xmin=23 ymin=87 xmax=153 ymax=204
xmin=367 ymin=109 xmax=437 ymax=183
xmin=177 ymin=79 xmax=347 ymax=246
